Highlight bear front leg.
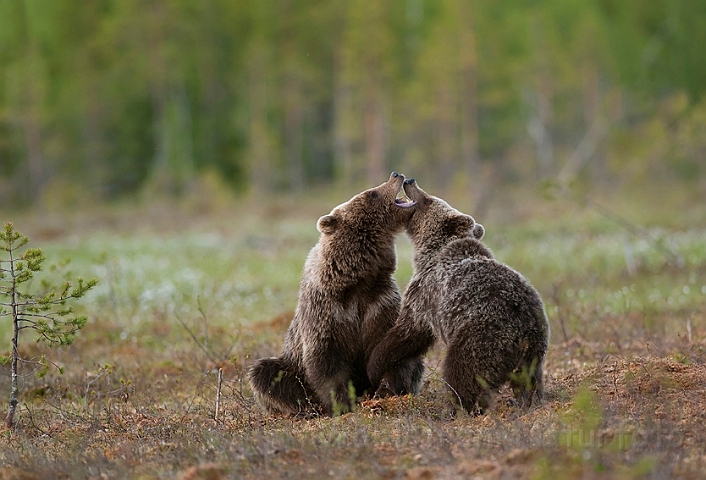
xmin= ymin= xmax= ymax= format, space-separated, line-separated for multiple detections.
xmin=248 ymin=357 xmax=319 ymax=415
xmin=377 ymin=355 xmax=426 ymax=397
xmin=361 ymin=287 xmax=426 ymax=396
xmin=367 ymin=311 xmax=435 ymax=394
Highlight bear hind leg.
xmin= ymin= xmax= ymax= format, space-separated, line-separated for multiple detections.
xmin=248 ymin=357 xmax=319 ymax=415
xmin=442 ymin=351 xmax=493 ymax=415
xmin=509 ymin=354 xmax=545 ymax=409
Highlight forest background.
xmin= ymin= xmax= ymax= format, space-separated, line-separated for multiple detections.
xmin=1 ymin=0 xmax=705 ymax=207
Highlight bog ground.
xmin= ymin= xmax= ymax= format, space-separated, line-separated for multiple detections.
xmin=1 ymin=186 xmax=705 ymax=479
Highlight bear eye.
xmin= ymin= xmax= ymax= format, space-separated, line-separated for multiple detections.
xmin=369 ymin=191 xmax=379 ymax=199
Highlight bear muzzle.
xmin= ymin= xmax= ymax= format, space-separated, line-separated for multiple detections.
xmin=395 ymin=186 xmax=416 ymax=209
xmin=402 ymin=177 xmax=427 ymax=204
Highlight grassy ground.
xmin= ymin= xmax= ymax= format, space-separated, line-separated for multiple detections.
xmin=1 ymin=183 xmax=705 ymax=479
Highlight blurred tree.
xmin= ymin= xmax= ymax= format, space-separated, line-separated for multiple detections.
xmin=0 ymin=0 xmax=50 ymax=203
xmin=336 ymin=0 xmax=401 ymax=185
xmin=0 ymin=0 xmax=704 ymax=205
xmin=459 ymin=0 xmax=480 ymax=181
xmin=245 ymin=0 xmax=276 ymax=194
xmin=281 ymin=1 xmax=307 ymax=194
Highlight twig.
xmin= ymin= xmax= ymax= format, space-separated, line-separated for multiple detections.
xmin=175 ymin=307 xmax=237 ymax=367
xmin=175 ymin=312 xmax=218 ymax=365
xmin=550 ymin=281 xmax=570 ymax=343
xmin=686 ymin=318 xmax=692 ymax=344
xmin=23 ymin=402 xmax=66 ymax=445
xmin=557 ymin=117 xmax=610 ymax=187
xmin=197 ymin=295 xmax=210 ymax=346
xmin=440 ymin=377 xmax=464 ymax=411
xmin=427 ymin=366 xmax=464 ymax=411
xmin=554 ymin=188 xmax=681 ymax=264
xmin=85 ymin=367 xmax=110 ymax=413
xmin=215 ymin=368 xmax=223 ymax=423
xmin=179 ymin=395 xmax=199 ymax=425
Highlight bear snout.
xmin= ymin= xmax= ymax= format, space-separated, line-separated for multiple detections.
xmin=389 ymin=171 xmax=406 ymax=189
xmin=388 ymin=171 xmax=405 ymax=184
xmin=404 ymin=178 xmax=415 ymax=185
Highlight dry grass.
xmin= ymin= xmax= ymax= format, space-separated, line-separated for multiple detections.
xmin=2 ymin=330 xmax=706 ymax=479
xmin=1 ymin=185 xmax=705 ymax=479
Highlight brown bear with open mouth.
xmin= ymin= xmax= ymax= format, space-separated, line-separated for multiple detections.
xmin=248 ymin=172 xmax=424 ymax=415
xmin=367 ymin=178 xmax=549 ymax=414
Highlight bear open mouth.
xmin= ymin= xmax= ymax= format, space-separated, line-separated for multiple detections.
xmin=395 ymin=191 xmax=416 ymax=208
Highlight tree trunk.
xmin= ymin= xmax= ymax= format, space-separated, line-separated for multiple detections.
xmin=364 ymin=83 xmax=386 ymax=184
xmin=22 ymin=110 xmax=45 ymax=202
xmin=362 ymin=0 xmax=388 ymax=185
xmin=15 ymin=0 xmax=46 ymax=203
xmin=5 ymin=250 xmax=19 ymax=428
xmin=145 ymin=6 xmax=195 ymax=197
xmin=333 ymin=82 xmax=354 ymax=184
xmin=284 ymin=70 xmax=305 ymax=193
xmin=582 ymin=58 xmax=607 ymax=184
xmin=281 ymin=0 xmax=306 ymax=192
xmin=533 ymin=87 xmax=554 ymax=180
xmin=248 ymin=45 xmax=272 ymax=193
xmin=459 ymin=0 xmax=480 ymax=181
xmin=435 ymin=83 xmax=456 ymax=191
xmin=528 ymin=19 xmax=554 ymax=180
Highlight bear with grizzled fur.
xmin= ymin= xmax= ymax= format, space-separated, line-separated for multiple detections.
xmin=248 ymin=172 xmax=424 ymax=416
xmin=367 ymin=178 xmax=549 ymax=413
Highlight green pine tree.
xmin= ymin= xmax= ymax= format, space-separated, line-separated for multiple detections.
xmin=0 ymin=222 xmax=97 ymax=429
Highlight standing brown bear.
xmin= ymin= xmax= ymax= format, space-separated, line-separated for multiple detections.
xmin=248 ymin=172 xmax=424 ymax=416
xmin=367 ymin=178 xmax=550 ymax=413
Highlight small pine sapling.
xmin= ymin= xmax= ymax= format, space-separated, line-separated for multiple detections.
xmin=0 ymin=222 xmax=97 ymax=428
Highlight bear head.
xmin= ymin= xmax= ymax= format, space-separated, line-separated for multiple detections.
xmin=317 ymin=172 xmax=416 ymax=240
xmin=402 ymin=178 xmax=483 ymax=262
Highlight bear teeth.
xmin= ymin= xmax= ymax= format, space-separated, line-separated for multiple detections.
xmin=395 ymin=193 xmax=416 ymax=207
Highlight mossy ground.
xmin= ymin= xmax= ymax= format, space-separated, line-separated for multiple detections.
xmin=1 ymin=183 xmax=705 ymax=479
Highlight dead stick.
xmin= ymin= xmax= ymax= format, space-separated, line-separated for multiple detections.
xmin=215 ymin=368 xmax=223 ymax=423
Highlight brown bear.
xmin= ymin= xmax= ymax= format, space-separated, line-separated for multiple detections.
xmin=367 ymin=178 xmax=550 ymax=414
xmin=248 ymin=172 xmax=424 ymax=416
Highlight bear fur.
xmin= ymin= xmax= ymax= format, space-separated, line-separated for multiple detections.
xmin=248 ymin=172 xmax=424 ymax=416
xmin=372 ymin=219 xmax=486 ymax=398
xmin=367 ymin=178 xmax=550 ymax=413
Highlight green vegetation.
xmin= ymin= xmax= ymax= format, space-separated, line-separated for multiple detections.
xmin=0 ymin=191 xmax=703 ymax=478
xmin=0 ymin=0 xmax=705 ymax=206
xmin=0 ymin=223 xmax=97 ymax=428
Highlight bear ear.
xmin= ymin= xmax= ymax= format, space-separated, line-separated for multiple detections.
xmin=445 ymin=214 xmax=475 ymax=236
xmin=472 ymin=223 xmax=485 ymax=240
xmin=317 ymin=214 xmax=339 ymax=234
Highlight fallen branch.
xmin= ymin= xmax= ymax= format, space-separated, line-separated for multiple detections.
xmin=215 ymin=368 xmax=223 ymax=423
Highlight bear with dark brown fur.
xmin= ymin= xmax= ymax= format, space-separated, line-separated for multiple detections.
xmin=367 ymin=178 xmax=549 ymax=414
xmin=248 ymin=172 xmax=424 ymax=416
